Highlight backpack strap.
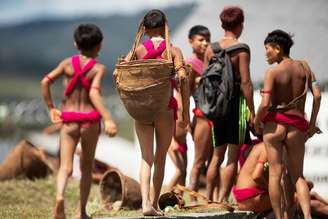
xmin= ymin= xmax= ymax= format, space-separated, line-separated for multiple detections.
xmin=225 ymin=43 xmax=250 ymax=54
xmin=211 ymin=42 xmax=250 ymax=54
xmin=210 ymin=42 xmax=222 ymax=54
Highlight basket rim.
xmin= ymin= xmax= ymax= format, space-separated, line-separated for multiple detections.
xmin=99 ymin=169 xmax=125 ymax=204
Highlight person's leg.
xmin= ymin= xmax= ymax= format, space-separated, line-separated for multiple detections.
xmin=217 ymin=144 xmax=240 ymax=202
xmin=174 ymin=123 xmax=188 ymax=187
xmin=168 ymin=139 xmax=180 ymax=189
xmin=189 ymin=118 xmax=211 ymax=195
xmin=77 ymin=123 xmax=100 ymax=219
xmin=55 ymin=123 xmax=80 ymax=219
xmin=281 ymin=156 xmax=297 ymax=219
xmin=237 ymin=194 xmax=272 ymax=212
xmin=175 ymin=148 xmax=187 ymax=187
xmin=206 ymin=144 xmax=227 ymax=201
xmin=135 ymin=121 xmax=159 ymax=216
xmin=152 ymin=110 xmax=174 ymax=212
xmin=213 ymin=167 xmax=223 ymax=202
xmin=167 ymin=140 xmax=187 ymax=189
xmin=263 ymin=122 xmax=287 ymax=219
xmin=284 ymin=126 xmax=312 ymax=219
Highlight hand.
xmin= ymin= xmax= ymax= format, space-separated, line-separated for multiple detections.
xmin=248 ymin=112 xmax=255 ymax=129
xmin=176 ymin=110 xmax=189 ymax=129
xmin=254 ymin=116 xmax=263 ymax=135
xmin=49 ymin=108 xmax=62 ymax=123
xmin=178 ymin=71 xmax=187 ymax=82
xmin=177 ymin=119 xmax=189 ymax=129
xmin=104 ymin=120 xmax=117 ymax=137
xmin=180 ymin=108 xmax=190 ymax=129
xmin=169 ymin=141 xmax=180 ymax=152
xmin=307 ymin=125 xmax=322 ymax=138
xmin=195 ymin=77 xmax=201 ymax=88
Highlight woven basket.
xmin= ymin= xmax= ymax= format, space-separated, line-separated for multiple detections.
xmin=114 ymin=22 xmax=174 ymax=124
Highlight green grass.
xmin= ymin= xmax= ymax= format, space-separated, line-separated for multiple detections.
xmin=0 ymin=176 xmax=99 ymax=219
xmin=0 ymin=176 xmax=143 ymax=218
xmin=0 ymin=77 xmax=40 ymax=99
xmin=0 ymin=177 xmax=234 ymax=219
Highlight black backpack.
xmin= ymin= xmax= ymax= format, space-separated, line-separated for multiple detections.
xmin=195 ymin=42 xmax=250 ymax=121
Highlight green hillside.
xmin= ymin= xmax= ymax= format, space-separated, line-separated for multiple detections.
xmin=0 ymin=4 xmax=194 ymax=98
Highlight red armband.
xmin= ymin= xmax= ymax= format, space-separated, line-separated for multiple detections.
xmin=260 ymin=90 xmax=271 ymax=95
xmin=91 ymin=86 xmax=102 ymax=93
xmin=44 ymin=75 xmax=54 ymax=83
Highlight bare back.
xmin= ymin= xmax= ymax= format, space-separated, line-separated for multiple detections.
xmin=270 ymin=60 xmax=309 ymax=116
xmin=236 ymin=142 xmax=267 ymax=189
xmin=61 ymin=57 xmax=104 ymax=113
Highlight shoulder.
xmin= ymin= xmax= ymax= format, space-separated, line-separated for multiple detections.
xmin=136 ymin=43 xmax=146 ymax=51
xmin=60 ymin=57 xmax=72 ymax=66
xmin=94 ymin=63 xmax=107 ymax=75
xmin=264 ymin=67 xmax=278 ymax=80
xmin=137 ymin=39 xmax=149 ymax=50
xmin=237 ymin=43 xmax=250 ymax=51
xmin=171 ymin=46 xmax=184 ymax=59
xmin=135 ymin=43 xmax=147 ymax=58
xmin=266 ymin=67 xmax=277 ymax=74
xmin=171 ymin=46 xmax=182 ymax=54
xmin=233 ymin=43 xmax=251 ymax=57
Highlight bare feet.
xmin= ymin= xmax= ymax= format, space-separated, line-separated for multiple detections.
xmin=265 ymin=210 xmax=276 ymax=219
xmin=54 ymin=198 xmax=66 ymax=219
xmin=153 ymin=205 xmax=165 ymax=216
xmin=156 ymin=209 xmax=164 ymax=216
xmin=75 ymin=213 xmax=92 ymax=219
xmin=142 ymin=206 xmax=164 ymax=216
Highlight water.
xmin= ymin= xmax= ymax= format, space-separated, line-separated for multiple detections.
xmin=0 ymin=137 xmax=20 ymax=162
xmin=0 ymin=129 xmax=28 ymax=162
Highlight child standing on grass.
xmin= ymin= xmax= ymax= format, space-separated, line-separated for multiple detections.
xmin=41 ymin=23 xmax=117 ymax=219
xmin=184 ymin=25 xmax=213 ymax=201
xmin=124 ymin=9 xmax=188 ymax=216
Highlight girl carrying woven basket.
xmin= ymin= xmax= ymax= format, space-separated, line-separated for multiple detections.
xmin=114 ymin=9 xmax=189 ymax=216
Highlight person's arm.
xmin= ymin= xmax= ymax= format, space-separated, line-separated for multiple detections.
xmin=89 ymin=65 xmax=117 ymax=137
xmin=307 ymin=65 xmax=322 ymax=138
xmin=239 ymin=51 xmax=255 ymax=126
xmin=173 ymin=47 xmax=190 ymax=125
xmin=174 ymin=91 xmax=186 ymax=129
xmin=40 ymin=59 xmax=67 ymax=123
xmin=187 ymin=65 xmax=197 ymax=96
xmin=311 ymin=191 xmax=328 ymax=205
xmin=251 ymin=151 xmax=268 ymax=188
xmin=254 ymin=69 xmax=274 ymax=134
xmin=203 ymin=45 xmax=214 ymax=69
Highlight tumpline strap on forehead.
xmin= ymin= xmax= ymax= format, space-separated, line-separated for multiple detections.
xmin=64 ymin=55 xmax=97 ymax=97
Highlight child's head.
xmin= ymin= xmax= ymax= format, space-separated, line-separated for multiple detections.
xmin=264 ymin=29 xmax=294 ymax=56
xmin=143 ymin=9 xmax=166 ymax=36
xmin=188 ymin=25 xmax=211 ymax=55
xmin=219 ymin=6 xmax=244 ymax=34
xmin=74 ymin=24 xmax=103 ymax=51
